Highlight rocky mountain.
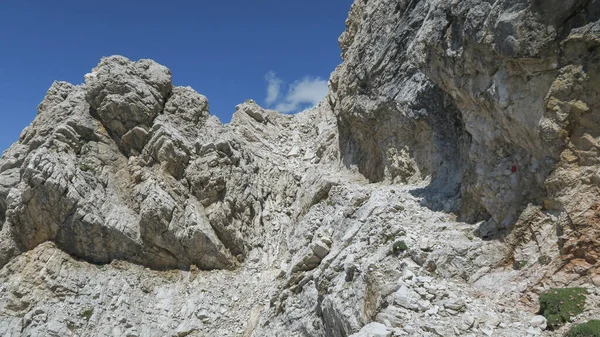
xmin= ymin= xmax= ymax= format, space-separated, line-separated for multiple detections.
xmin=1 ymin=0 xmax=599 ymax=336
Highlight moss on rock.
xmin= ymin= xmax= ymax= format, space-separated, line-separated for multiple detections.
xmin=392 ymin=240 xmax=408 ymax=254
xmin=538 ymin=288 xmax=587 ymax=330
xmin=567 ymin=320 xmax=600 ymax=337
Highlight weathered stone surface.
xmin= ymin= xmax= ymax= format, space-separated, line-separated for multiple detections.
xmin=330 ymin=0 xmax=600 ymax=242
xmin=348 ymin=322 xmax=391 ymax=337
xmin=85 ymin=55 xmax=172 ymax=138
xmin=530 ymin=315 xmax=548 ymax=331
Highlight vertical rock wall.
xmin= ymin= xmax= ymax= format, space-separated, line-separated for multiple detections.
xmin=330 ymin=0 xmax=600 ymax=241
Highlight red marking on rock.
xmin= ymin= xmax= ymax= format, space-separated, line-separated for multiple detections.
xmin=511 ymin=165 xmax=518 ymax=173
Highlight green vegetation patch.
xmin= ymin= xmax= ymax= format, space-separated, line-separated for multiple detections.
xmin=79 ymin=307 xmax=94 ymax=321
xmin=79 ymin=164 xmax=96 ymax=173
xmin=566 ymin=320 xmax=600 ymax=337
xmin=538 ymin=288 xmax=587 ymax=330
xmin=392 ymin=240 xmax=408 ymax=255
xmin=513 ymin=260 xmax=527 ymax=270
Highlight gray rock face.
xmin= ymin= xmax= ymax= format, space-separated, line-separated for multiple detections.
xmin=0 ymin=51 xmax=344 ymax=274
xmin=85 ymin=56 xmax=172 ymax=140
xmin=330 ymin=0 xmax=473 ymax=216
xmin=1 ymin=0 xmax=600 ymax=336
xmin=0 ymin=57 xmax=232 ymax=271
xmin=330 ymin=0 xmax=600 ymax=235
xmin=333 ymin=0 xmax=600 ymax=299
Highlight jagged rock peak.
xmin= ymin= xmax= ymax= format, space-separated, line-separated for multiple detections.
xmin=0 ymin=55 xmax=340 ymax=274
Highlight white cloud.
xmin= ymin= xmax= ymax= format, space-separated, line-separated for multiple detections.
xmin=265 ymin=71 xmax=282 ymax=106
xmin=264 ymin=72 xmax=328 ymax=114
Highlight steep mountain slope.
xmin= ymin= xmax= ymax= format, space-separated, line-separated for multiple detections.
xmin=1 ymin=0 xmax=600 ymax=336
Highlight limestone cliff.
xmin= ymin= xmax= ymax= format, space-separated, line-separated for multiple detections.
xmin=1 ymin=0 xmax=599 ymax=336
xmin=329 ymin=0 xmax=600 ymax=289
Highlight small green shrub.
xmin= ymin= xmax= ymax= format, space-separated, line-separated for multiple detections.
xmin=538 ymin=288 xmax=587 ymax=330
xmin=79 ymin=164 xmax=95 ymax=174
xmin=566 ymin=320 xmax=600 ymax=337
xmin=514 ymin=260 xmax=527 ymax=270
xmin=392 ymin=240 xmax=408 ymax=254
xmin=80 ymin=308 xmax=94 ymax=321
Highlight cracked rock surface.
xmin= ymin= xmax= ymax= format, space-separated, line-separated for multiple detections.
xmin=1 ymin=0 xmax=600 ymax=336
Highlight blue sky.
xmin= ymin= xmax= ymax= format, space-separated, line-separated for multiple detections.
xmin=0 ymin=0 xmax=353 ymax=153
